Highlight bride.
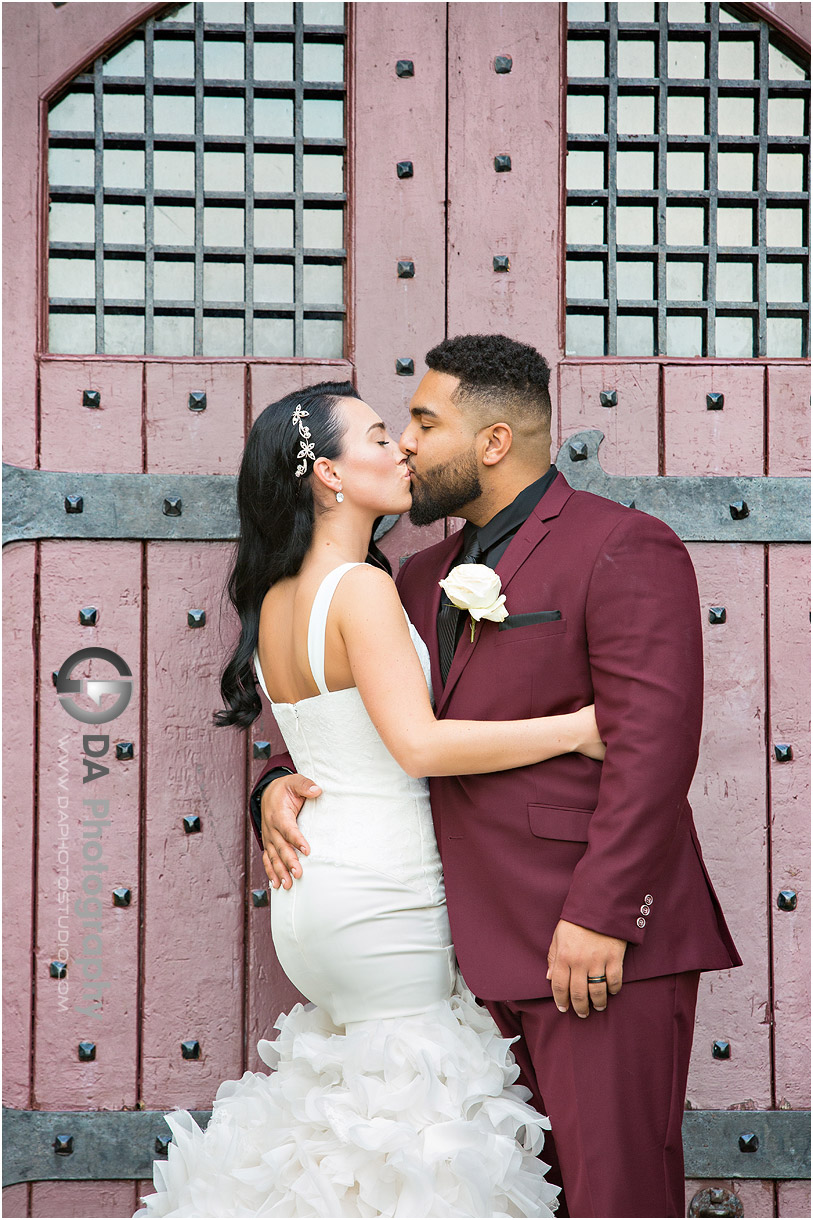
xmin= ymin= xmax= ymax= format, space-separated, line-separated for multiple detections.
xmin=135 ymin=380 xmax=606 ymax=1219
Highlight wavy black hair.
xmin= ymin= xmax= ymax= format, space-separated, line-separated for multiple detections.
xmin=425 ymin=333 xmax=552 ymax=428
xmin=214 ymin=380 xmax=391 ymax=729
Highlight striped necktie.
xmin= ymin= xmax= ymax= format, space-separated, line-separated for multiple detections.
xmin=437 ymin=536 xmax=484 ymax=686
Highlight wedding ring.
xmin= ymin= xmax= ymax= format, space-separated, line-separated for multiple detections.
xmin=587 ymin=975 xmax=607 ymax=983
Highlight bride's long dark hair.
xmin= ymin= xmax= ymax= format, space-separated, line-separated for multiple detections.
xmin=214 ymin=380 xmax=392 ymax=729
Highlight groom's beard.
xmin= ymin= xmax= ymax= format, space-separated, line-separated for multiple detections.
xmin=408 ymin=449 xmax=483 ymax=526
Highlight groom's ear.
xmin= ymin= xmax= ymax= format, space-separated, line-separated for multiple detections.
xmin=480 ymin=422 xmax=513 ymax=466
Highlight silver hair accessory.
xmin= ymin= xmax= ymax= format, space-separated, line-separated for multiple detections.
xmin=292 ymin=403 xmax=315 ymax=478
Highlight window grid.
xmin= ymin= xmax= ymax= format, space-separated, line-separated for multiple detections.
xmin=565 ymin=2 xmax=810 ymax=358
xmin=47 ymin=2 xmax=347 ymax=357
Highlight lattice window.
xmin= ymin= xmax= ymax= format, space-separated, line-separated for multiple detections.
xmin=47 ymin=1 xmax=346 ymax=357
xmin=565 ymin=2 xmax=810 ymax=357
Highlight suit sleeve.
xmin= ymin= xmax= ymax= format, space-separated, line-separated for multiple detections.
xmin=558 ymin=512 xmax=704 ymax=945
xmin=249 ymin=754 xmax=295 ymax=853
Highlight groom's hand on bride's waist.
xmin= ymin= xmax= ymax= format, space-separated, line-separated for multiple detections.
xmin=262 ymin=773 xmax=320 ymax=890
xmin=546 ymin=918 xmax=627 ymax=1018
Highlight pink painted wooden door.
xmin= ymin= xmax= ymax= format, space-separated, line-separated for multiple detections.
xmin=3 ymin=4 xmax=809 ymax=1219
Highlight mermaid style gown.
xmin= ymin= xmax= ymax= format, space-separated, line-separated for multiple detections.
xmin=134 ymin=563 xmax=560 ymax=1218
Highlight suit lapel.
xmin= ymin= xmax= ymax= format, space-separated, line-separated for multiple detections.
xmin=436 ymin=471 xmax=574 ymax=716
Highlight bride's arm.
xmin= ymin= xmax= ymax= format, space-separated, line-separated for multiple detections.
xmin=334 ymin=564 xmax=603 ymax=779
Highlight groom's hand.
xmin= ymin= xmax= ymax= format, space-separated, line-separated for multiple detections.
xmin=546 ymin=919 xmax=627 ymax=1018
xmin=262 ymin=774 xmax=321 ymax=890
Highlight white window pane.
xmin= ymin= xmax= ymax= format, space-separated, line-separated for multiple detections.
xmin=568 ymin=3 xmax=606 ymax=19
xmin=666 ymin=314 xmax=703 ymax=356
xmin=617 ymin=205 xmax=655 ymax=245
xmin=153 ymin=94 xmax=195 ymax=134
xmin=303 ymin=318 xmax=343 ymax=356
xmin=667 ymin=95 xmax=705 ymax=134
xmin=616 ymin=314 xmax=654 ymax=356
xmin=49 ymin=312 xmax=96 ymax=353
xmin=566 ymin=259 xmax=605 ymax=299
xmin=766 ymin=317 xmax=803 ymax=356
xmin=303 ymin=153 xmax=343 ymax=193
xmin=617 ymin=39 xmax=654 ymax=77
xmin=154 ymin=204 xmax=195 ymax=245
xmin=204 ymin=40 xmax=245 ymax=79
xmin=254 ymin=41 xmax=294 ymax=79
xmin=255 ymin=3 xmax=294 ymax=21
xmin=203 ymin=261 xmax=245 ymax=301
xmin=303 ymin=263 xmax=343 ymax=304
xmin=154 ymin=261 xmax=195 ymax=300
xmin=616 ymin=260 xmax=654 ymax=299
xmin=254 ymin=97 xmax=293 ymax=137
xmin=254 ymin=263 xmax=294 ymax=301
xmin=567 ymin=94 xmax=607 ymax=134
xmin=566 ymin=204 xmax=605 ymax=244
xmin=203 ymin=3 xmax=245 ymax=22
xmin=568 ymin=39 xmax=607 ymax=77
xmin=155 ymin=150 xmax=196 ymax=191
xmin=159 ymin=3 xmax=195 ymax=21
xmin=766 ymin=262 xmax=804 ymax=303
xmin=716 ymin=262 xmax=753 ymax=302
xmin=667 ymin=261 xmax=704 ymax=300
xmin=104 ymin=314 xmax=145 ymax=354
xmin=103 ymin=40 xmax=144 ymax=76
xmin=718 ymin=39 xmax=756 ymax=80
xmin=666 ymin=206 xmax=705 ymax=246
xmin=715 ymin=315 xmax=753 ymax=357
xmin=717 ymin=152 xmax=754 ymax=192
xmin=202 ymin=315 xmax=244 ymax=354
xmin=49 ymin=202 xmax=95 ymax=243
xmin=153 ymin=314 xmax=195 ymax=355
xmin=768 ymin=44 xmax=808 ymax=81
xmin=717 ymin=207 xmax=753 ymax=247
xmin=103 ymin=93 xmax=145 ymax=133
xmin=667 ymin=151 xmax=705 ymax=190
xmin=254 ymin=316 xmax=294 ymax=356
xmin=255 ymin=152 xmax=293 ymax=191
xmin=617 ymin=151 xmax=654 ymax=189
xmin=303 ymin=3 xmax=344 ymax=25
xmin=153 ymin=39 xmax=194 ymax=77
xmin=49 ymin=92 xmax=94 ymax=132
xmin=204 ymin=151 xmax=245 ymax=191
xmin=103 ymin=148 xmax=145 ymax=190
xmin=104 ymin=203 xmax=145 ymax=243
xmin=204 ymin=95 xmax=245 ymax=135
xmin=303 ymin=98 xmax=343 ymax=139
xmin=717 ymin=96 xmax=754 ymax=134
xmin=204 ymin=206 xmax=244 ymax=246
xmin=668 ymin=39 xmax=706 ymax=78
xmin=49 ymin=257 xmax=95 ymax=299
xmin=303 ymin=208 xmax=343 ymax=248
xmin=49 ymin=147 xmax=94 ymax=188
xmin=767 ymin=153 xmax=804 ymax=193
xmin=303 ymin=42 xmax=344 ymax=82
xmin=767 ymin=208 xmax=804 ymax=247
xmin=768 ymin=97 xmax=806 ymax=136
xmin=618 ymin=94 xmax=655 ymax=133
xmin=617 ymin=2 xmax=655 ymax=19
xmin=566 ymin=313 xmax=605 ymax=355
xmin=667 ymin=2 xmax=706 ymax=19
xmin=103 ymin=258 xmax=145 ymax=300
xmin=254 ymin=207 xmax=294 ymax=246
xmin=567 ymin=150 xmax=605 ymax=189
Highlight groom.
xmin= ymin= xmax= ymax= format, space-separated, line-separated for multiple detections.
xmin=249 ymin=334 xmax=741 ymax=1218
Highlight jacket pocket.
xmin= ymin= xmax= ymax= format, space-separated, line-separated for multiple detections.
xmin=499 ymin=610 xmax=562 ymax=629
xmin=496 ymin=615 xmax=568 ymax=644
xmin=528 ymin=803 xmax=593 ymax=841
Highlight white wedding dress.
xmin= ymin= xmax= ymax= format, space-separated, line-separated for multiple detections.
xmin=135 ymin=563 xmax=559 ymax=1219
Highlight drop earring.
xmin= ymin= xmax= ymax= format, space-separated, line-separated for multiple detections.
xmin=336 ymin=490 xmax=344 ymax=503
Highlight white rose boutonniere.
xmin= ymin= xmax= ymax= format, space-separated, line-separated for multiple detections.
xmin=438 ymin=563 xmax=509 ymax=642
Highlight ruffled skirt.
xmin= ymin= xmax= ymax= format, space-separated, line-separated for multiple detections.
xmin=134 ymin=975 xmax=560 ymax=1218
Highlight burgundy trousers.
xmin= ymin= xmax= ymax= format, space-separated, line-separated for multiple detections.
xmin=483 ymin=970 xmax=701 ymax=1219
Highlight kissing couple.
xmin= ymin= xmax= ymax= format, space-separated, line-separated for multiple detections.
xmin=136 ymin=333 xmax=740 ymax=1219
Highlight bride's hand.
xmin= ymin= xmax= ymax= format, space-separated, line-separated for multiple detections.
xmin=571 ymin=704 xmax=606 ymax=760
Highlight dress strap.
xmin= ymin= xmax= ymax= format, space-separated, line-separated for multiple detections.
xmin=307 ymin=562 xmax=362 ymax=695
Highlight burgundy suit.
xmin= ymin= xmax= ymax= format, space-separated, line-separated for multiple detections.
xmin=251 ymin=470 xmax=741 ymax=1216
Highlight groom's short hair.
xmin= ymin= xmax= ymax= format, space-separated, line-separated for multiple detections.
xmin=425 ymin=334 xmax=552 ymax=432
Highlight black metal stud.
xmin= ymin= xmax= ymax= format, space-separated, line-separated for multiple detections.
xmin=620 ymin=499 xmax=636 ymax=508
xmin=54 ymin=1133 xmax=74 ymax=1155
xmin=65 ymin=494 xmax=83 ymax=514
xmin=49 ymin=961 xmax=67 ymax=978
xmin=712 ymin=1039 xmax=731 ymax=1059
xmin=738 ymin=1132 xmax=759 ymax=1154
xmin=155 ymin=1134 xmax=171 ymax=1156
xmin=187 ymin=609 xmax=205 ymax=627
xmin=706 ymin=392 xmax=725 ymax=410
xmin=397 ymin=260 xmax=415 ymax=278
xmin=116 ymin=742 xmax=134 ymax=761
xmin=253 ymin=741 xmax=271 ymax=759
xmin=396 ymin=161 xmax=413 ymax=179
xmin=181 ymin=1039 xmax=201 ymax=1059
xmin=252 ymin=888 xmax=270 ymax=907
xmin=112 ymin=886 xmax=132 ymax=907
xmin=183 ymin=814 xmax=202 ymax=834
xmin=493 ymin=255 xmax=510 ymax=272
xmin=599 ymin=390 xmax=618 ymax=408
xmin=777 ymin=889 xmax=798 ymax=911
xmin=163 ymin=496 xmax=182 ymax=516
xmin=188 ymin=391 xmax=207 ymax=412
xmin=494 ymin=154 xmax=512 ymax=172
xmin=729 ymin=500 xmax=749 ymax=520
xmin=688 ymin=1187 xmax=744 ymax=1218
xmin=82 ymin=390 xmax=101 ymax=408
xmin=569 ymin=441 xmax=589 ymax=462
xmin=494 ymin=55 xmax=513 ymax=73
xmin=395 ymin=358 xmax=414 ymax=376
xmin=774 ymin=743 xmax=793 ymax=762
xmin=395 ymin=59 xmax=414 ymax=77
xmin=78 ymin=1041 xmax=96 ymax=1061
xmin=79 ymin=607 xmax=98 ymax=626
xmin=708 ymin=607 xmax=727 ymax=624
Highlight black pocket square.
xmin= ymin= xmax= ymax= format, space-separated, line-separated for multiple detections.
xmin=499 ymin=610 xmax=562 ymax=630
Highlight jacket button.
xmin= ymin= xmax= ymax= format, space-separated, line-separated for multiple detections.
xmin=644 ymin=894 xmax=654 ymax=905
xmin=641 ymin=904 xmax=651 ymax=915
xmin=636 ymin=917 xmax=646 ymax=928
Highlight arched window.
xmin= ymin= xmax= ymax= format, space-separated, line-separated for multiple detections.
xmin=46 ymin=1 xmax=346 ymax=357
xmin=565 ymin=2 xmax=810 ymax=357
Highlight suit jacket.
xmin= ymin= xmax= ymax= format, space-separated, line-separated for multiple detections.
xmin=251 ymin=470 xmax=742 ymax=1001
